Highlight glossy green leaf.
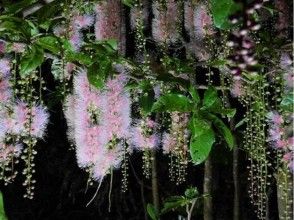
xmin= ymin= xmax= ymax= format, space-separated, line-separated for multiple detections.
xmin=122 ymin=0 xmax=135 ymax=7
xmin=190 ymin=127 xmax=215 ymax=165
xmin=87 ymin=63 xmax=105 ymax=89
xmin=36 ymin=36 xmax=60 ymax=54
xmin=208 ymin=113 xmax=234 ymax=149
xmin=147 ymin=203 xmax=158 ymax=220
xmin=0 ymin=192 xmax=7 ymax=220
xmin=210 ymin=0 xmax=241 ymax=29
xmin=185 ymin=187 xmax=199 ymax=199
xmin=202 ymin=86 xmax=222 ymax=110
xmin=189 ymin=117 xmax=211 ymax=138
xmin=20 ymin=45 xmax=44 ymax=76
xmin=152 ymin=94 xmax=193 ymax=112
xmin=280 ymin=93 xmax=294 ymax=112
xmin=189 ymin=85 xmax=200 ymax=105
xmin=210 ymin=108 xmax=236 ymax=118
xmin=139 ymin=91 xmax=155 ymax=116
xmin=235 ymin=117 xmax=247 ymax=129
xmin=161 ymin=196 xmax=187 ymax=214
xmin=3 ymin=0 xmax=37 ymax=14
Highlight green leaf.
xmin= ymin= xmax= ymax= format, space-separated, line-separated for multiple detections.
xmin=152 ymin=94 xmax=193 ymax=112
xmin=139 ymin=91 xmax=155 ymax=116
xmin=65 ymin=51 xmax=93 ymax=66
xmin=235 ymin=117 xmax=247 ymax=129
xmin=105 ymin=39 xmax=118 ymax=51
xmin=202 ymin=86 xmax=222 ymax=110
xmin=161 ymin=196 xmax=187 ymax=214
xmin=185 ymin=187 xmax=199 ymax=199
xmin=122 ymin=0 xmax=135 ymax=7
xmin=87 ymin=62 xmax=105 ymax=89
xmin=207 ymin=113 xmax=234 ymax=149
xmin=36 ymin=36 xmax=60 ymax=54
xmin=0 ymin=192 xmax=7 ymax=220
xmin=147 ymin=204 xmax=158 ymax=220
xmin=189 ymin=85 xmax=200 ymax=105
xmin=280 ymin=93 xmax=294 ymax=112
xmin=210 ymin=108 xmax=236 ymax=118
xmin=3 ymin=0 xmax=37 ymax=14
xmin=210 ymin=0 xmax=241 ymax=29
xmin=189 ymin=117 xmax=211 ymax=138
xmin=20 ymin=45 xmax=44 ymax=76
xmin=190 ymin=127 xmax=215 ymax=165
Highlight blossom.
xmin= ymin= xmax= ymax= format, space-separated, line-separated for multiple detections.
xmin=74 ymin=15 xmax=94 ymax=30
xmin=11 ymin=43 xmax=26 ymax=53
xmin=0 ymin=143 xmax=23 ymax=162
xmin=267 ymin=111 xmax=284 ymax=125
xmin=0 ymin=58 xmax=11 ymax=78
xmin=152 ymin=0 xmax=180 ymax=44
xmin=194 ymin=4 xmax=214 ymax=39
xmin=30 ymin=105 xmax=49 ymax=138
xmin=0 ymin=79 xmax=12 ymax=103
xmin=94 ymin=0 xmax=121 ymax=40
xmin=69 ymin=30 xmax=83 ymax=51
xmin=10 ymin=101 xmax=28 ymax=135
xmin=131 ymin=118 xmax=159 ymax=150
xmin=66 ymin=67 xmax=132 ymax=180
xmin=53 ymin=25 xmax=66 ymax=37
xmin=231 ymin=79 xmax=244 ymax=97
xmin=162 ymin=132 xmax=176 ymax=154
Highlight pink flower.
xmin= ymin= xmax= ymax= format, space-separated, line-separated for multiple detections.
xmin=0 ymin=58 xmax=11 ymax=78
xmin=162 ymin=132 xmax=176 ymax=154
xmin=30 ymin=105 xmax=49 ymax=138
xmin=268 ymin=111 xmax=284 ymax=125
xmin=152 ymin=0 xmax=180 ymax=44
xmin=276 ymin=140 xmax=287 ymax=149
xmin=288 ymin=160 xmax=294 ymax=172
xmin=94 ymin=0 xmax=121 ymax=40
xmin=231 ymin=79 xmax=244 ymax=97
xmin=283 ymin=152 xmax=292 ymax=162
xmin=194 ymin=4 xmax=214 ymax=39
xmin=11 ymin=101 xmax=29 ymax=135
xmin=53 ymin=25 xmax=66 ymax=37
xmin=69 ymin=30 xmax=83 ymax=51
xmin=0 ymin=79 xmax=12 ymax=103
xmin=11 ymin=43 xmax=26 ymax=53
xmin=74 ymin=15 xmax=94 ymax=29
xmin=280 ymin=53 xmax=292 ymax=70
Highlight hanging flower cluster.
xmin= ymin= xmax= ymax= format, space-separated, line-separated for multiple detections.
xmin=152 ymin=0 xmax=181 ymax=45
xmin=131 ymin=117 xmax=159 ymax=178
xmin=94 ymin=0 xmax=121 ymax=41
xmin=267 ymin=111 xmax=293 ymax=172
xmin=64 ymin=68 xmax=131 ymax=182
xmin=184 ymin=2 xmax=214 ymax=40
xmin=0 ymin=58 xmax=49 ymax=198
xmin=227 ymin=0 xmax=266 ymax=98
xmin=162 ymin=112 xmax=189 ymax=184
xmin=184 ymin=1 xmax=213 ymax=60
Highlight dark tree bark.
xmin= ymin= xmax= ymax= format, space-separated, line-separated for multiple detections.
xmin=151 ymin=150 xmax=160 ymax=216
xmin=203 ymin=155 xmax=213 ymax=220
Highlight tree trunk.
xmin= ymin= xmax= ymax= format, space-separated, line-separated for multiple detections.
xmin=203 ymin=155 xmax=213 ymax=220
xmin=151 ymin=150 xmax=160 ymax=215
xmin=233 ymin=147 xmax=239 ymax=220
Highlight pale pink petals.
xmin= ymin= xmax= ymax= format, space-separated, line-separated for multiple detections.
xmin=152 ymin=0 xmax=180 ymax=44
xmin=94 ymin=0 xmax=121 ymax=40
